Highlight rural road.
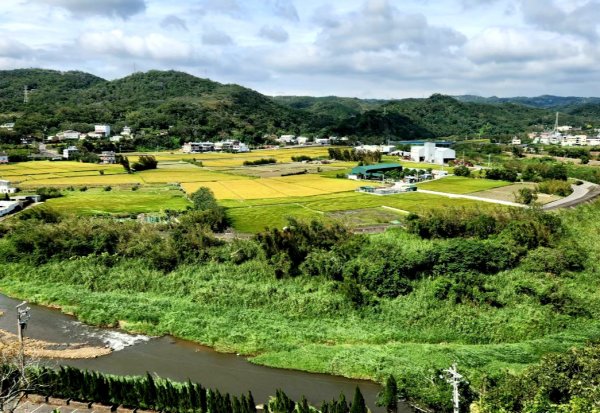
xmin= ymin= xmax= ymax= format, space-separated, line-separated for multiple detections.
xmin=542 ymin=181 xmax=600 ymax=210
xmin=417 ymin=189 xmax=527 ymax=207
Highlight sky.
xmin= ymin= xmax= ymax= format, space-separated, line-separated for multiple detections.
xmin=1 ymin=0 xmax=600 ymax=98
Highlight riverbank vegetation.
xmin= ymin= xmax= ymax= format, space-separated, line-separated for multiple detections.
xmin=1 ymin=188 xmax=599 ymax=411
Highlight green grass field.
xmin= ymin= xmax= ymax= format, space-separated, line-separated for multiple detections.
xmin=46 ymin=186 xmax=190 ymax=216
xmin=417 ymin=176 xmax=511 ymax=194
xmin=225 ymin=191 xmax=501 ymax=232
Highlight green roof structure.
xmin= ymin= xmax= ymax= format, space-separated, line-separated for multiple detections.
xmin=351 ymin=163 xmax=403 ymax=176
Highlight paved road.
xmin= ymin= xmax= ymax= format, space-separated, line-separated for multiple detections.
xmin=542 ymin=181 xmax=600 ymax=210
xmin=417 ymin=189 xmax=527 ymax=207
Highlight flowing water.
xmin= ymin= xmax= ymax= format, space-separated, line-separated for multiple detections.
xmin=0 ymin=293 xmax=413 ymax=412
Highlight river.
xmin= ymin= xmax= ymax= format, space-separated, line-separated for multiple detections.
xmin=0 ymin=293 xmax=413 ymax=412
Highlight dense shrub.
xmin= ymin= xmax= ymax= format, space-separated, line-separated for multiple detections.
xmin=243 ymin=158 xmax=276 ymax=166
xmin=485 ymin=168 xmax=518 ymax=182
xmin=479 ymin=344 xmax=600 ymax=412
xmin=36 ymin=186 xmax=63 ymax=201
xmin=453 ymin=165 xmax=471 ymax=177
xmin=131 ymin=155 xmax=158 ymax=171
xmin=536 ymin=180 xmax=573 ymax=197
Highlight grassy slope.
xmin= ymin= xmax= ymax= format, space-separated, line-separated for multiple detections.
xmin=1 ymin=202 xmax=598 ymax=389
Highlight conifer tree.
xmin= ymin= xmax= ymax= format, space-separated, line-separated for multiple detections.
xmin=350 ymin=387 xmax=367 ymax=413
xmin=376 ymin=375 xmax=398 ymax=413
xmin=297 ymin=396 xmax=310 ymax=413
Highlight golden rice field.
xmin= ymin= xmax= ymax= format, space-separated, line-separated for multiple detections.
xmin=127 ymin=146 xmax=331 ymax=167
xmin=180 ymin=174 xmax=370 ymax=200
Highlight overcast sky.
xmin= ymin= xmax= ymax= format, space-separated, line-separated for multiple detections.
xmin=2 ymin=0 xmax=600 ymax=98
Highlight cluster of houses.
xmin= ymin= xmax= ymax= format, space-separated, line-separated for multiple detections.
xmin=182 ymin=140 xmax=250 ymax=154
xmin=48 ymin=125 xmax=133 ymax=143
xmin=530 ymin=130 xmax=600 ymax=147
xmin=275 ymin=135 xmax=348 ymax=145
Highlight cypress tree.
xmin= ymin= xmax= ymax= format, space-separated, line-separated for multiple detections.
xmin=232 ymin=395 xmax=242 ymax=413
xmin=297 ymin=396 xmax=310 ymax=413
xmin=199 ymin=385 xmax=208 ymax=413
xmin=247 ymin=391 xmax=257 ymax=413
xmin=145 ymin=372 xmax=157 ymax=409
xmin=350 ymin=387 xmax=367 ymax=413
xmin=376 ymin=375 xmax=398 ymax=413
xmin=336 ymin=393 xmax=348 ymax=413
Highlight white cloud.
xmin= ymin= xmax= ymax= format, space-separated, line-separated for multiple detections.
xmin=33 ymin=0 xmax=146 ymax=19
xmin=161 ymin=15 xmax=188 ymax=31
xmin=78 ymin=30 xmax=192 ymax=60
xmin=315 ymin=0 xmax=466 ymax=55
xmin=521 ymin=0 xmax=600 ymax=40
xmin=259 ymin=25 xmax=289 ymax=43
xmin=465 ymin=27 xmax=578 ymax=63
xmin=201 ymin=29 xmax=234 ymax=45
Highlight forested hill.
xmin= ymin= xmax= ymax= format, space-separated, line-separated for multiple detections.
xmin=0 ymin=69 xmax=313 ymax=144
xmin=0 ymin=68 xmax=598 ymax=146
xmin=329 ymin=94 xmax=588 ymax=141
xmin=454 ymin=94 xmax=600 ymax=109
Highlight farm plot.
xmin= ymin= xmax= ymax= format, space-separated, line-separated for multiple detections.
xmin=45 ymin=187 xmax=190 ymax=216
xmin=18 ymin=173 xmax=144 ymax=187
xmin=181 ymin=175 xmax=367 ymax=199
xmin=417 ymin=176 xmax=511 ymax=194
xmin=225 ymin=191 xmax=502 ymax=232
xmin=137 ymin=167 xmax=246 ymax=184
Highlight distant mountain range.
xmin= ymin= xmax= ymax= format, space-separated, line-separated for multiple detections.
xmin=0 ymin=68 xmax=599 ymax=147
xmin=453 ymin=94 xmax=600 ymax=109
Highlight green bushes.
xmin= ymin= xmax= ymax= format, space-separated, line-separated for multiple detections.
xmin=453 ymin=165 xmax=471 ymax=177
xmin=243 ymin=158 xmax=276 ymax=166
xmin=479 ymin=344 xmax=600 ymax=412
xmin=131 ymin=154 xmax=158 ymax=171
xmin=36 ymin=187 xmax=63 ymax=201
xmin=485 ymin=168 xmax=518 ymax=182
xmin=328 ymin=148 xmax=382 ymax=164
xmin=536 ymin=180 xmax=573 ymax=197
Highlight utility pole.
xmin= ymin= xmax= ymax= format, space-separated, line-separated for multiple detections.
xmin=441 ymin=363 xmax=463 ymax=413
xmin=16 ymin=301 xmax=31 ymax=381
xmin=23 ymin=86 xmax=29 ymax=104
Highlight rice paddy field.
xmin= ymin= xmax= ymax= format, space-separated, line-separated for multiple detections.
xmin=0 ymin=148 xmax=512 ymax=232
xmin=416 ymin=176 xmax=512 ymax=194
xmin=45 ymin=186 xmax=190 ymax=216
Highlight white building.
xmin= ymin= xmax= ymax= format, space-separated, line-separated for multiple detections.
xmin=214 ymin=140 xmax=249 ymax=153
xmin=556 ymin=125 xmax=573 ymax=132
xmin=0 ymin=180 xmax=17 ymax=194
xmin=63 ymin=146 xmax=79 ymax=159
xmin=110 ymin=135 xmax=123 ymax=143
xmin=587 ymin=137 xmax=600 ymax=146
xmin=0 ymin=200 xmax=20 ymax=217
xmin=0 ymin=152 xmax=8 ymax=164
xmin=121 ymin=126 xmax=132 ymax=136
xmin=183 ymin=142 xmax=215 ymax=153
xmin=297 ymin=136 xmax=309 ymax=145
xmin=95 ymin=124 xmax=111 ymax=137
xmin=315 ymin=138 xmax=330 ymax=145
xmin=60 ymin=130 xmax=81 ymax=140
xmin=410 ymin=142 xmax=456 ymax=165
xmin=99 ymin=151 xmax=116 ymax=164
xmin=511 ymin=137 xmax=522 ymax=145
xmin=355 ymin=145 xmax=396 ymax=154
xmin=277 ymin=135 xmax=296 ymax=144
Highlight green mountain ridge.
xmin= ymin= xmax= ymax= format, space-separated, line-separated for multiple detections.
xmin=0 ymin=68 xmax=598 ymax=146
